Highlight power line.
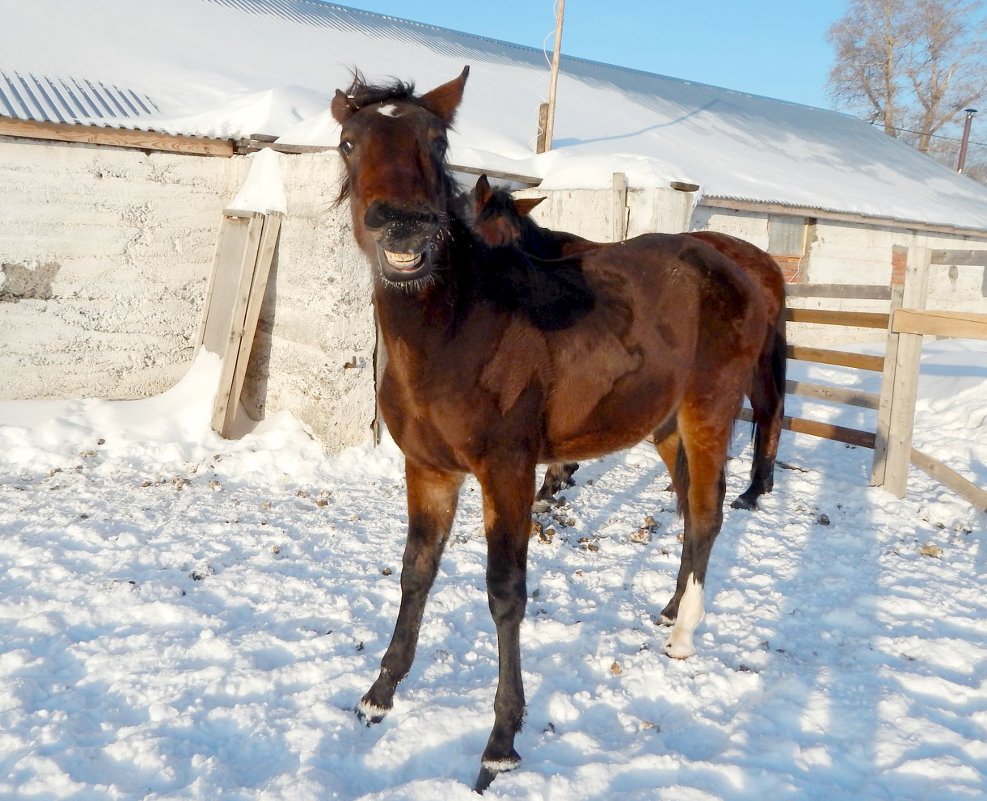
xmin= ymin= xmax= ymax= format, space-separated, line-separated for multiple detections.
xmin=872 ymin=121 xmax=987 ymax=148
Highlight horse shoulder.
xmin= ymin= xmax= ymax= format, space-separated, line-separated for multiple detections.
xmin=479 ymin=318 xmax=551 ymax=416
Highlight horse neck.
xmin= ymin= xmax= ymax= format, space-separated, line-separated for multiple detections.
xmin=520 ymin=219 xmax=593 ymax=259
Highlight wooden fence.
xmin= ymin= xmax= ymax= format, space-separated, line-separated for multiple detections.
xmin=755 ymin=247 xmax=987 ymax=511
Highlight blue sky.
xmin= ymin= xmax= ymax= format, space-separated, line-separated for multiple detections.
xmin=336 ymin=1 xmax=848 ymax=109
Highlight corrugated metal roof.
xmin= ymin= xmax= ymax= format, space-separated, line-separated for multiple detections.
xmin=0 ymin=70 xmax=158 ymax=124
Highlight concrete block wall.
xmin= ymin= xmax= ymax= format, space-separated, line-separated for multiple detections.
xmin=0 ymin=139 xmax=377 ymax=453
xmin=0 ymin=138 xmax=238 ymax=400
xmin=513 ymin=185 xmax=698 ymax=242
xmin=238 ymin=152 xmax=376 ymax=452
xmin=3 ymin=138 xmax=984 ymax=448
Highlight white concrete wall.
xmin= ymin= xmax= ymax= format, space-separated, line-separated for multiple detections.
xmin=513 ymin=185 xmax=698 ymax=242
xmin=237 ymin=152 xmax=377 ymax=451
xmin=0 ymin=138 xmax=238 ymax=399
xmin=3 ymin=139 xmax=984 ymax=449
xmin=0 ymin=139 xmax=377 ymax=453
xmin=693 ymin=206 xmax=987 ymax=346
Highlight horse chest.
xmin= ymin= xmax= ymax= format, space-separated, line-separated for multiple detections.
xmin=378 ymin=325 xmax=551 ymax=470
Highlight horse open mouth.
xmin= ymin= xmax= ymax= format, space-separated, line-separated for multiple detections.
xmin=382 ymin=250 xmax=424 ymax=272
xmin=373 ymin=242 xmax=432 ymax=283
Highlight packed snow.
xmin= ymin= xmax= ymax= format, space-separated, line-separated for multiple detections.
xmin=1 ymin=339 xmax=985 ymax=800
xmin=3 ymin=2 xmax=987 ymax=798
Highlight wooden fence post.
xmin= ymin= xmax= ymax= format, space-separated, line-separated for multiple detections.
xmin=611 ymin=172 xmax=628 ymax=242
xmin=870 ymin=283 xmax=904 ymax=486
xmin=879 ymin=245 xmax=931 ymax=497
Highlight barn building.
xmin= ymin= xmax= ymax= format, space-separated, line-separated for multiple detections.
xmin=3 ymin=0 xmax=986 ymax=450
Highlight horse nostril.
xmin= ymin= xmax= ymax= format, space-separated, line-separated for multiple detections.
xmin=364 ymin=202 xmax=439 ymax=240
xmin=363 ymin=201 xmax=391 ymax=232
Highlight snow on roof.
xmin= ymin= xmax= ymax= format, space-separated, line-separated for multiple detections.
xmin=4 ymin=0 xmax=987 ymax=232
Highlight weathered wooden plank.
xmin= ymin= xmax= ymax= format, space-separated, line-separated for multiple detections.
xmin=785 ymin=308 xmax=890 ymax=329
xmin=871 ymin=284 xmax=904 ymax=486
xmin=910 ymin=448 xmax=987 ymax=511
xmin=785 ymin=284 xmax=892 ymax=300
xmin=223 ymin=212 xmax=283 ymax=438
xmin=786 ymin=380 xmax=880 ymax=409
xmin=929 ymin=249 xmax=987 ymax=266
xmin=611 ymin=172 xmax=628 ymax=242
xmin=882 ymin=247 xmax=930 ymax=497
xmin=0 ymin=117 xmax=234 ymax=156
xmin=738 ymin=409 xmax=876 ymax=449
xmin=892 ymin=308 xmax=987 ymax=339
xmin=197 ymin=212 xmax=266 ymax=435
xmin=787 ymin=345 xmax=885 ymax=372
xmin=448 ymin=162 xmax=542 ymax=186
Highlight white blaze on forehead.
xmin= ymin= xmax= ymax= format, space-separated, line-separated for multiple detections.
xmin=377 ymin=104 xmax=403 ymax=118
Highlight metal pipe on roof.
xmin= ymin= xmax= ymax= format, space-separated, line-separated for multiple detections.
xmin=957 ymin=108 xmax=977 ymax=174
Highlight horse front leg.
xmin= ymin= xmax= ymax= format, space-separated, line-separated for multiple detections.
xmin=473 ymin=459 xmax=536 ymax=793
xmin=357 ymin=461 xmax=463 ymax=724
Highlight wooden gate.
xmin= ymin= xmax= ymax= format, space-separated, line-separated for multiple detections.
xmin=746 ymin=247 xmax=987 ymax=511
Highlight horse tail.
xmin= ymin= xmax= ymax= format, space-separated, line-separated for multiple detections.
xmin=770 ymin=311 xmax=787 ymax=415
xmin=673 ymin=439 xmax=690 ymax=519
xmin=732 ymin=305 xmax=788 ymax=510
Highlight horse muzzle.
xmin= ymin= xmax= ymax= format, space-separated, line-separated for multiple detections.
xmin=363 ymin=201 xmax=441 ymax=282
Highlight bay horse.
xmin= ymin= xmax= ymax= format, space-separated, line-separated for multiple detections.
xmin=331 ymin=67 xmax=767 ymax=792
xmin=471 ymin=174 xmax=788 ymax=512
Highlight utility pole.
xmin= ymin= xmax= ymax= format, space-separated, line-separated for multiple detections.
xmin=537 ymin=0 xmax=565 ymax=154
xmin=957 ymin=108 xmax=977 ymax=173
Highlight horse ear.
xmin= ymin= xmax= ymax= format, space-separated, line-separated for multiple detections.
xmin=420 ymin=66 xmax=470 ymax=125
xmin=515 ymin=197 xmax=546 ymax=216
xmin=475 ymin=174 xmax=493 ymax=208
xmin=331 ymin=89 xmax=357 ymax=124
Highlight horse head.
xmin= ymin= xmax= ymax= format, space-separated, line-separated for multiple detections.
xmin=472 ymin=174 xmax=545 ymax=249
xmin=332 ymin=67 xmax=470 ymax=285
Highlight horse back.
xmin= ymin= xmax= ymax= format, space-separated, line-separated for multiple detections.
xmin=541 ymin=233 xmax=765 ymax=458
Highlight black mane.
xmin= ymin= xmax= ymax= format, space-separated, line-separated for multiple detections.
xmin=341 ymin=73 xmax=417 ymax=111
xmin=475 ymin=241 xmax=595 ymax=332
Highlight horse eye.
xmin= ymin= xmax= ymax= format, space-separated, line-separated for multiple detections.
xmin=432 ymin=137 xmax=448 ymax=158
xmin=338 ymin=140 xmax=354 ymax=158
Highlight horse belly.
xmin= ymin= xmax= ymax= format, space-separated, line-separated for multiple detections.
xmin=544 ymin=361 xmax=686 ymax=461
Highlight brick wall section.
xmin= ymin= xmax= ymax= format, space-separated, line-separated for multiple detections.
xmin=891 ymin=245 xmax=908 ymax=286
xmin=772 ymin=254 xmax=805 ymax=283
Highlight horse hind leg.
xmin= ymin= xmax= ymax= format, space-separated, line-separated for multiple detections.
xmin=357 ymin=462 xmax=463 ymax=724
xmin=532 ymin=461 xmax=579 ymax=512
xmin=732 ymin=323 xmax=786 ymax=510
xmin=661 ymin=406 xmax=732 ymax=659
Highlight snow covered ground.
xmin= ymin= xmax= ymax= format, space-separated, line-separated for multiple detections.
xmin=1 ymin=340 xmax=985 ymax=800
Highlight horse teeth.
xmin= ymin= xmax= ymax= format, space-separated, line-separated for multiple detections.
xmin=384 ymin=250 xmax=423 ymax=270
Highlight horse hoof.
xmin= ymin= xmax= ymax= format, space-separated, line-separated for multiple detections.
xmin=355 ymin=698 xmax=388 ymax=726
xmin=730 ymin=494 xmax=757 ymax=511
xmin=531 ymin=498 xmax=553 ymax=514
xmin=663 ymin=639 xmax=696 ymax=660
xmin=474 ymin=754 xmax=521 ymax=793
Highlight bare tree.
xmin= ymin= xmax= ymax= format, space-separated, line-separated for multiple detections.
xmin=828 ymin=0 xmax=987 ymax=160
